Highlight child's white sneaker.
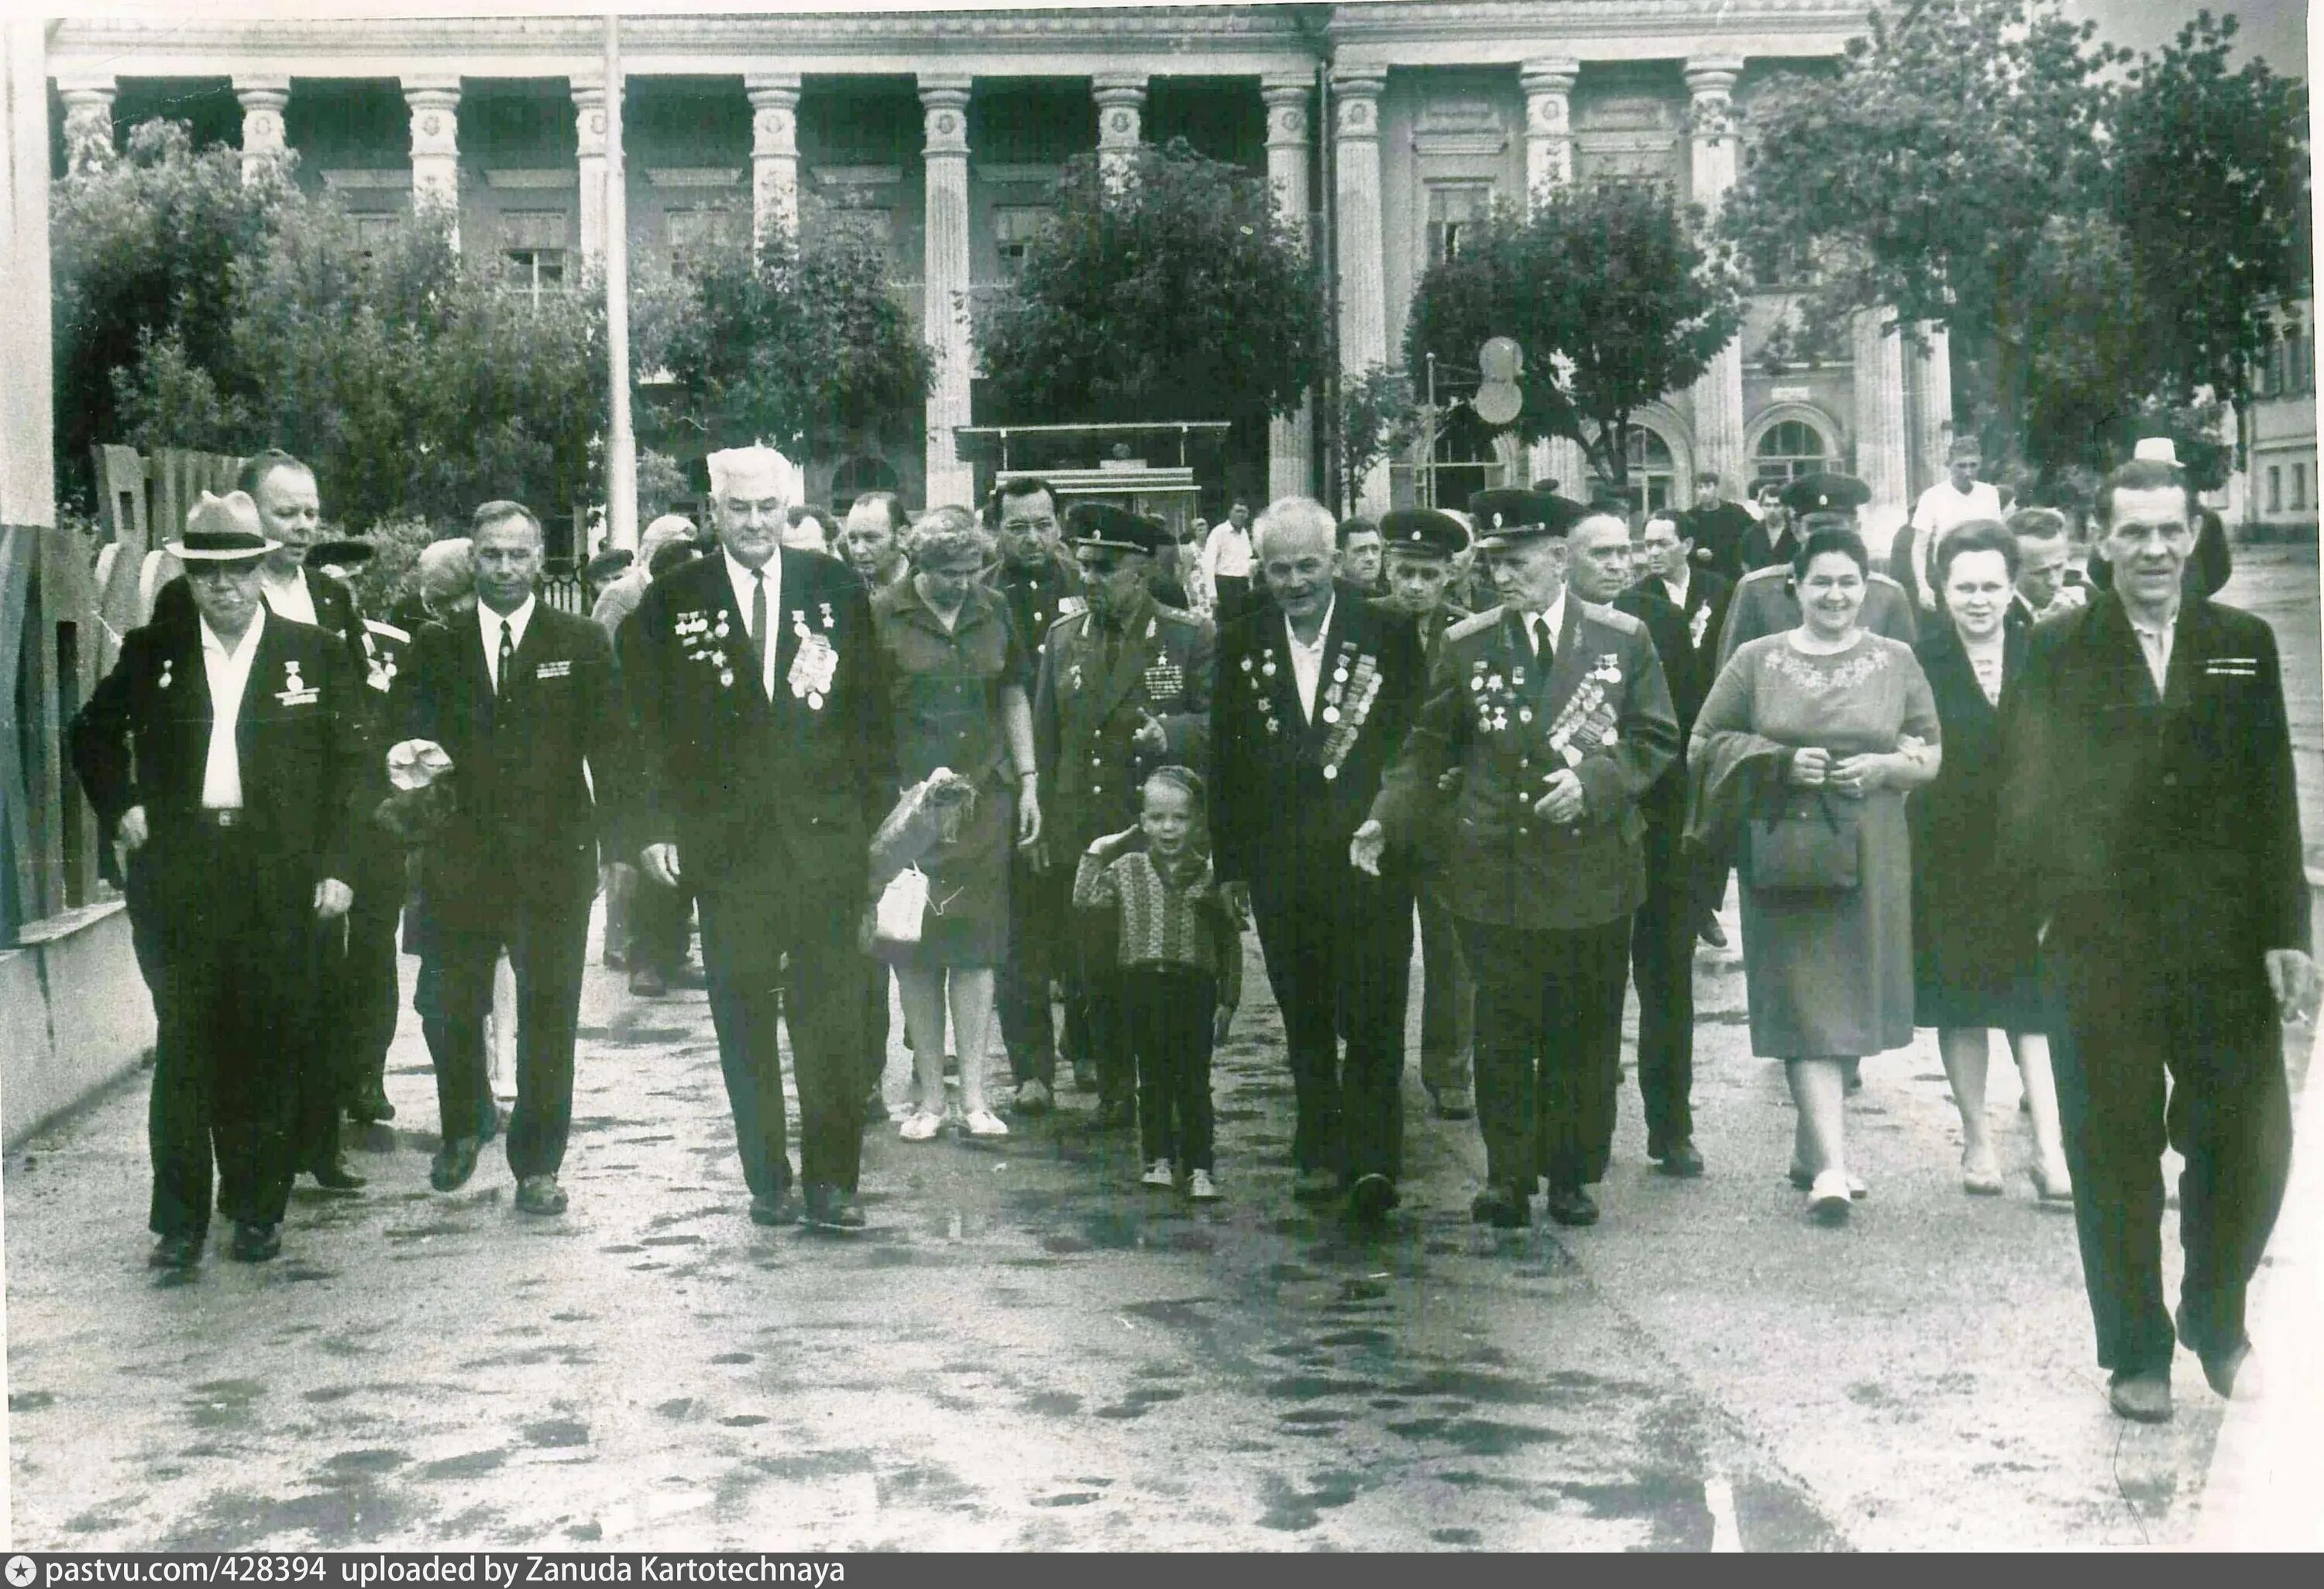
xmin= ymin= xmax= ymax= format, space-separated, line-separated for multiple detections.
xmin=1187 ymin=1169 xmax=1220 ymax=1202
xmin=1141 ymin=1157 xmax=1174 ymax=1188
xmin=898 ymin=1109 xmax=942 ymax=1142
xmin=962 ymin=1108 xmax=1009 ymax=1138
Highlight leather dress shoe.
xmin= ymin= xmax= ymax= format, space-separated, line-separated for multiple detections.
xmin=1543 ymin=1186 xmax=1600 ymax=1227
xmin=1346 ymin=1172 xmax=1398 ymax=1225
xmin=348 ymin=1085 xmax=396 ymax=1125
xmin=2177 ymin=1303 xmax=2253 ymax=1399
xmin=629 ymin=964 xmax=668 ymax=997
xmin=1432 ymin=1088 xmax=1475 ymax=1121
xmin=861 ymin=1089 xmax=890 ymax=1124
xmin=306 ymin=1157 xmax=368 ymax=1192
xmin=803 ymin=1184 xmax=866 ymax=1230
xmin=749 ymin=1192 xmax=799 ymax=1227
xmin=1470 ymin=1184 xmax=1532 ymax=1229
xmin=430 ymin=1136 xmax=480 ymax=1192
xmin=150 ymin=1233 xmax=202 ymax=1271
xmin=229 ymin=1222 xmax=280 ymax=1263
xmin=514 ymin=1175 xmax=568 ymax=1216
xmin=1696 ymin=912 xmax=1729 ymax=949
xmin=2107 ymin=1370 xmax=2173 ymax=1423
xmin=1653 ymin=1137 xmax=1706 ymax=1178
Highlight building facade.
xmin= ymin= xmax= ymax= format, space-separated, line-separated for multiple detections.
xmin=2242 ymin=296 xmax=2317 ymax=540
xmin=46 ymin=2 xmax=1956 ymax=534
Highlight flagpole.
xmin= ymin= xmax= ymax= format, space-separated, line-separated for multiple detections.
xmin=603 ymin=8 xmax=638 ymax=552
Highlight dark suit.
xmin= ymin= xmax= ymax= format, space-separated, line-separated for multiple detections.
xmin=1016 ymin=589 xmax=1214 ymax=1102
xmin=335 ymin=614 xmax=418 ymax=1121
xmin=403 ymin=600 xmax=627 ymax=1180
xmin=1614 ymin=570 xmax=1731 ymax=1147
xmin=1212 ymin=587 xmax=1422 ymax=1187
xmin=1999 ymin=592 xmax=2308 ymax=1376
xmin=1681 ymin=501 xmax=1755 ymax=584
xmin=629 ymin=550 xmax=895 ymax=1205
xmin=70 ymin=604 xmax=366 ymax=1243
xmin=1409 ymin=603 xmax=1477 ymax=1106
xmin=1373 ymin=599 xmax=1678 ymax=1195
xmin=1738 ymin=518 xmax=1796 ymax=575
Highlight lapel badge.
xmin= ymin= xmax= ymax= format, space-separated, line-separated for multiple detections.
xmin=820 ymin=601 xmax=835 ymax=631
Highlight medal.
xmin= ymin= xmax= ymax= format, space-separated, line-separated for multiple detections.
xmin=1322 ymin=765 xmax=1339 ymax=781
xmin=1518 ymin=707 xmax=1532 ymax=724
xmin=1322 ymin=706 xmax=1340 ymax=724
xmin=806 ymin=690 xmax=824 ymax=710
xmin=719 ymin=669 xmax=735 ymax=687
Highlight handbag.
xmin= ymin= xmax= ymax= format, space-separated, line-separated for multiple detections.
xmin=872 ymin=865 xmax=930 ymax=948
xmin=1745 ymin=785 xmax=1861 ymax=893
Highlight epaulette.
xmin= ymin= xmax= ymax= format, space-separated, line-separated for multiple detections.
xmin=1446 ymin=607 xmax=1503 ymax=642
xmin=1578 ymin=599 xmax=1644 ymax=636
xmin=363 ymin=618 xmax=411 ymax=644
xmin=1154 ymin=602 xmax=1202 ymax=627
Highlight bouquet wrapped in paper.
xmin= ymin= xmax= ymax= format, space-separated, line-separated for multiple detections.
xmin=867 ymin=766 xmax=981 ymax=888
xmin=375 ymin=738 xmax=457 ymax=845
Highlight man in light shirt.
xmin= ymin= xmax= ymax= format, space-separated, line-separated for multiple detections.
xmin=1895 ymin=435 xmax=2004 ymax=611
xmin=1201 ymin=500 xmax=1257 ymax=622
xmin=70 ymin=491 xmax=366 ymax=1271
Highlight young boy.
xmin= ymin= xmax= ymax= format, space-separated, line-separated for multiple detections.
xmin=1073 ymin=766 xmax=1241 ymax=1200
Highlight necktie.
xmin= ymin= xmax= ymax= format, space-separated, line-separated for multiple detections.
xmin=1530 ymin=613 xmax=1552 ymax=662
xmin=495 ymin=619 xmax=514 ymax=696
xmin=749 ymin=571 xmax=769 ymax=694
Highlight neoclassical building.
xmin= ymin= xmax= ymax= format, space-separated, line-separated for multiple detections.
xmin=45 ymin=2 xmax=1955 ymax=532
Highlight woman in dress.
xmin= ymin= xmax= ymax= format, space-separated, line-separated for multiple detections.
xmin=1910 ymin=520 xmax=2073 ymax=1202
xmin=1689 ymin=526 xmax=1943 ymax=1223
xmin=868 ymin=506 xmax=1042 ymax=1141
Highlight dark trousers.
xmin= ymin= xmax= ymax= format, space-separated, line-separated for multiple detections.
xmin=297 ymin=857 xmax=401 ymax=1163
xmin=1459 ymin=915 xmax=1630 ymax=1193
xmin=1628 ymin=817 xmax=1697 ymax=1145
xmin=2044 ymin=902 xmax=2294 ymax=1375
xmin=627 ymin=869 xmax=693 ymax=975
xmin=1416 ymin=882 xmax=1474 ymax=1099
xmin=1122 ymin=967 xmax=1218 ymax=1171
xmin=419 ymin=891 xmax=590 ymax=1179
xmin=699 ymin=887 xmax=866 ymax=1199
xmin=146 ymin=825 xmax=304 ymax=1240
xmin=1250 ymin=858 xmax=1413 ymax=1185
xmin=861 ymin=958 xmax=893 ymax=1096
xmin=997 ymin=849 xmax=1063 ymax=1087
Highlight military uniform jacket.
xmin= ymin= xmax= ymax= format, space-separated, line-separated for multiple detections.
xmin=1373 ymin=599 xmax=1679 ymax=931
xmin=1614 ymin=571 xmax=1731 ymax=825
xmin=70 ymin=602 xmax=367 ymax=894
xmin=1032 ymin=588 xmax=1215 ymax=856
xmin=1997 ymin=592 xmax=2309 ymax=962
xmin=1715 ymin=565 xmax=1919 ymax=669
xmin=1210 ymin=586 xmax=1423 ymax=890
xmin=627 ymin=550 xmax=896 ymax=900
xmin=401 ymin=604 xmax=629 ymax=928
xmin=994 ymin=555 xmax=1086 ymax=670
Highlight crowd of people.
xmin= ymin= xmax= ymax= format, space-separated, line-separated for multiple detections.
xmin=68 ymin=434 xmax=2315 ymax=1428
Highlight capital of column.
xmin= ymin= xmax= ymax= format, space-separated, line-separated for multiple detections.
xmin=1521 ymin=57 xmax=1580 ymax=115
xmin=920 ymin=74 xmax=971 ymax=157
xmin=1685 ymin=56 xmax=1745 ymax=141
xmin=404 ymin=79 xmax=462 ymax=159
xmin=1331 ymin=71 xmax=1385 ymax=143
xmin=1261 ymin=74 xmax=1311 ymax=150
xmin=746 ymin=73 xmax=801 ymax=160
xmin=235 ymin=74 xmax=290 ymax=167
xmin=570 ymin=79 xmax=608 ymax=161
xmin=57 ymin=80 xmax=116 ymax=174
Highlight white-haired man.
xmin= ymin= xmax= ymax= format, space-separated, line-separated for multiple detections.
xmin=627 ymin=446 xmax=896 ymax=1231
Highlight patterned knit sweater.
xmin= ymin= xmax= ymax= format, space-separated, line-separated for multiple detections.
xmin=1072 ymin=847 xmax=1244 ymax=1006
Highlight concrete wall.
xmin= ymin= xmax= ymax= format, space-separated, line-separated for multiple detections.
xmin=2 ymin=900 xmax=154 ymax=1150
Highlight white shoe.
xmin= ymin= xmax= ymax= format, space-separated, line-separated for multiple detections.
xmin=962 ymin=1108 xmax=1009 ymax=1139
xmin=1807 ymin=1170 xmax=1853 ymax=1225
xmin=898 ymin=1109 xmax=942 ymax=1142
xmin=1142 ymin=1157 xmax=1175 ymax=1188
xmin=1187 ymin=1169 xmax=1220 ymax=1202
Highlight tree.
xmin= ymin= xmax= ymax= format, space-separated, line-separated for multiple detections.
xmin=1402 ymin=182 xmax=1744 ymax=490
xmin=1335 ymin=365 xmax=1419 ymax=518
xmin=645 ymin=218 xmax=932 ymax=460
xmin=975 ymin=139 xmax=1329 ymax=424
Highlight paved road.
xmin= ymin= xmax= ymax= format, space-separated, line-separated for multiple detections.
xmin=7 ymin=549 xmax=2318 ymax=1551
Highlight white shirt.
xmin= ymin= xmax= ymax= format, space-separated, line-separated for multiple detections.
xmin=724 ymin=549 xmax=782 ymax=698
xmin=1909 ymin=479 xmax=2006 ymax=607
xmin=2128 ymin=606 xmax=2178 ymax=696
xmin=478 ymin=595 xmax=537 ymax=694
xmin=198 ymin=607 xmax=266 ymax=810
xmin=1523 ymin=590 xmax=1569 ymax=662
xmin=1284 ymin=595 xmax=1336 ymax=722
xmin=260 ymin=566 xmax=318 ymax=627
xmin=1203 ymin=521 xmax=1254 ymax=581
xmin=1659 ymin=568 xmax=1691 ymax=610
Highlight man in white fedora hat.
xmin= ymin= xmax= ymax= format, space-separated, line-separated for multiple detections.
xmin=70 ymin=490 xmax=368 ymax=1271
xmin=627 ymin=444 xmax=896 ymax=1231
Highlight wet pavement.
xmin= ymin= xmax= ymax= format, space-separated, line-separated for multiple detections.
xmin=5 ymin=546 xmax=2316 ymax=1551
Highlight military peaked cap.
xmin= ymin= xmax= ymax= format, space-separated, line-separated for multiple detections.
xmin=1066 ymin=502 xmax=1171 ymax=554
xmin=1777 ymin=473 xmax=1872 ymax=518
xmin=1379 ymin=507 xmax=1470 ymax=561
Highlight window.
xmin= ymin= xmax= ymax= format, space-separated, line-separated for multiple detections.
xmin=2267 ymin=466 xmax=2282 ymax=513
xmin=2295 ymin=463 xmax=2309 ymax=512
xmin=2290 ymin=329 xmax=2315 ymax=396
xmin=1425 ymin=182 xmax=1494 ymax=268
xmin=1621 ymin=425 xmax=1680 ymax=517
xmin=666 ymin=205 xmax=744 ymax=261
xmin=992 ymin=206 xmax=1052 ymax=278
xmin=1752 ymin=419 xmax=1830 ymax=487
xmin=500 ymin=210 xmax=570 ymax=303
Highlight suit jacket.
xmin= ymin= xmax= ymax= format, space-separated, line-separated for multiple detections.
xmin=1033 ymin=588 xmax=1214 ymax=856
xmin=1739 ymin=519 xmax=1797 ymax=575
xmin=1909 ymin=613 xmax=2030 ymax=906
xmin=992 ymin=554 xmax=1085 ymax=669
xmin=1716 ymin=565 xmax=1919 ymax=669
xmin=156 ymin=564 xmax=369 ymax=687
xmin=1373 ymin=597 xmax=1677 ymax=931
xmin=1682 ymin=501 xmax=1755 ymax=583
xmin=1998 ymin=591 xmax=2308 ymax=961
xmin=401 ymin=601 xmax=628 ymax=927
xmin=70 ymin=602 xmax=366 ymax=901
xmin=1210 ymin=585 xmax=1422 ymax=893
xmin=1614 ymin=570 xmax=1731 ymax=824
xmin=627 ymin=549 xmax=895 ymax=902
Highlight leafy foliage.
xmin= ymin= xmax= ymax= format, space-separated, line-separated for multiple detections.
xmin=975 ymin=139 xmax=1329 ymax=423
xmin=1336 ymin=366 xmax=1420 ymax=518
xmin=1402 ymin=183 xmax=1744 ymax=487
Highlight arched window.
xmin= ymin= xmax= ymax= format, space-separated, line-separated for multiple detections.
xmin=1621 ymin=425 xmax=1679 ymax=517
xmin=1753 ymin=419 xmax=1831 ymax=487
xmin=830 ymin=455 xmax=900 ymax=515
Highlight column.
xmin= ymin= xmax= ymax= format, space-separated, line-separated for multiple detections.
xmin=746 ymin=72 xmax=800 ymax=249
xmin=1093 ymin=71 xmax=1147 ymax=188
xmin=1851 ymin=307 xmax=1910 ymax=545
xmin=1332 ymin=70 xmax=1389 ymax=514
xmin=56 ymin=77 xmax=114 ymax=176
xmin=572 ymin=78 xmax=607 ymax=266
xmin=234 ymin=74 xmax=290 ymax=185
xmin=1905 ymin=321 xmax=1954 ymax=497
xmin=1263 ymin=74 xmax=1315 ymax=500
xmin=404 ymin=77 xmax=462 ymax=246
xmin=920 ymin=75 xmax=975 ymax=509
xmin=1685 ymin=57 xmax=1747 ymax=494
xmin=1520 ymin=58 xmax=1577 ymax=201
